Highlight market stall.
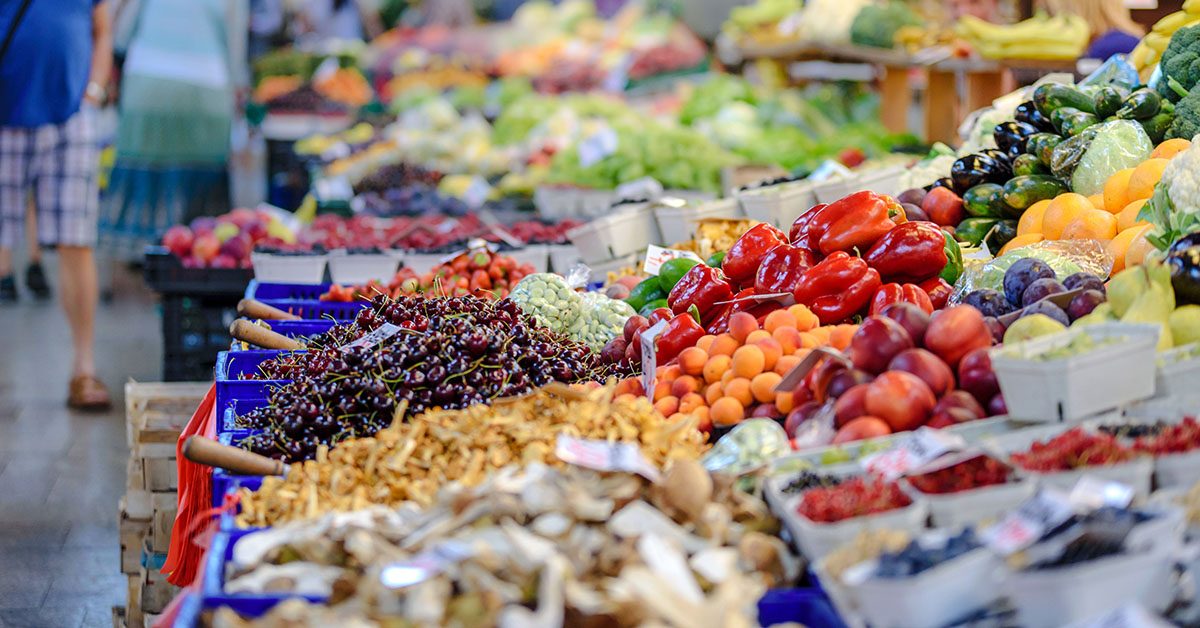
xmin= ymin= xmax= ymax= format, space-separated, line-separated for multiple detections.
xmin=110 ymin=4 xmax=1200 ymax=628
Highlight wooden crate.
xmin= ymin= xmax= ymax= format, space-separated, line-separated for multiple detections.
xmin=119 ymin=498 xmax=151 ymax=575
xmin=125 ymin=576 xmax=143 ymax=628
xmin=112 ymin=605 xmax=127 ymax=628
xmin=151 ymin=500 xmax=178 ymax=554
xmin=125 ymin=381 xmax=208 ymax=449
xmin=140 ymin=560 xmax=179 ymax=614
xmin=124 ymin=489 xmax=175 ymax=523
xmin=143 ymin=458 xmax=178 ymax=492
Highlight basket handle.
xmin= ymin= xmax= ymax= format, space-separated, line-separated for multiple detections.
xmin=182 ymin=435 xmax=286 ymax=476
xmin=237 ymin=298 xmax=302 ymax=321
xmin=229 ymin=319 xmax=304 ymax=351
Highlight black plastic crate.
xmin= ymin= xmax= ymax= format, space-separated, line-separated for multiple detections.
xmin=144 ymin=246 xmax=254 ymax=295
xmin=160 ymin=294 xmax=241 ymax=381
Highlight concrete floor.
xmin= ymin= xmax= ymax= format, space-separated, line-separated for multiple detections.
xmin=0 ymin=261 xmax=161 ymax=627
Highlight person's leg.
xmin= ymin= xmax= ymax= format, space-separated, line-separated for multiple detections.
xmin=24 ymin=196 xmax=51 ymax=298
xmin=33 ymin=109 xmax=108 ymax=407
xmin=0 ymin=126 xmax=32 ymax=302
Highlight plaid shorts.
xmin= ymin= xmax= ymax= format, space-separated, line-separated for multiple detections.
xmin=0 ymin=108 xmax=100 ymax=248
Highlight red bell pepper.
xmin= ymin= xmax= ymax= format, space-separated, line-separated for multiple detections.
xmin=721 ymin=223 xmax=787 ymax=284
xmin=818 ymin=195 xmax=897 ymax=256
xmin=918 ymin=277 xmax=954 ymax=310
xmin=656 ymin=313 xmax=705 ymax=364
xmin=705 ymin=302 xmax=733 ymax=335
xmin=729 ymin=287 xmax=784 ymax=321
xmin=648 ymin=308 xmax=674 ymax=325
xmin=869 ymin=283 xmax=934 ymax=316
xmin=791 ymin=252 xmax=882 ymax=325
xmin=754 ymin=243 xmax=814 ymax=295
xmin=668 ymin=264 xmax=733 ymax=319
xmin=862 ymin=221 xmax=949 ymax=284
xmin=789 ymin=203 xmax=826 ymax=246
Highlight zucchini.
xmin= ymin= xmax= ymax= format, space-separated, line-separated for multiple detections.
xmin=1116 ymin=88 xmax=1162 ymax=120
xmin=962 ymin=183 xmax=1005 ymax=218
xmin=1140 ymin=112 xmax=1173 ymax=144
xmin=1002 ymin=175 xmax=1068 ymax=212
xmin=1051 ymin=108 xmax=1098 ymax=136
xmin=1025 ymin=133 xmax=1062 ymax=166
xmin=984 ymin=220 xmax=1018 ymax=256
xmin=1033 ymin=83 xmax=1096 ymax=117
xmin=1092 ymin=86 xmax=1128 ymax=119
xmin=956 ymin=217 xmax=1002 ymax=247
xmin=1012 ymin=153 xmax=1048 ymax=177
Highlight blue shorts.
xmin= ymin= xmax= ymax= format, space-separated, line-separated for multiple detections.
xmin=0 ymin=108 xmax=99 ymax=248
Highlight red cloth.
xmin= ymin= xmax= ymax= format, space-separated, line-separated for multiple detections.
xmin=162 ymin=384 xmax=217 ymax=587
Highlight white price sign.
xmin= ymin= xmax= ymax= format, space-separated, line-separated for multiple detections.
xmin=640 ymin=319 xmax=668 ymax=400
xmin=642 ymin=245 xmax=703 ymax=275
xmin=555 ymin=434 xmax=661 ymax=482
xmin=578 ymin=126 xmax=619 ymax=168
xmin=342 ymin=323 xmax=401 ymax=351
xmin=860 ymin=428 xmax=966 ymax=480
xmin=980 ymin=487 xmax=1074 ymax=555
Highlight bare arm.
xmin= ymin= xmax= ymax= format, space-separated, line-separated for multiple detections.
xmin=355 ymin=0 xmax=384 ymax=39
xmin=86 ymin=0 xmax=113 ymax=104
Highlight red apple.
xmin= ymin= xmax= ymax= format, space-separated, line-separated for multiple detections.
xmin=847 ymin=317 xmax=914 ymax=374
xmin=924 ymin=305 xmax=992 ymax=368
xmin=834 ymin=383 xmax=870 ymax=428
xmin=809 ymin=358 xmax=847 ymax=403
xmin=601 ymin=337 xmax=627 ymax=364
xmin=832 ymin=416 xmax=892 ymax=444
xmin=162 ymin=225 xmax=194 ymax=259
xmin=219 ymin=234 xmax=252 ymax=261
xmin=925 ymin=408 xmax=976 ymax=428
xmin=751 ymin=403 xmax=780 ymax=418
xmin=784 ymin=402 xmax=822 ymax=438
xmin=983 ymin=316 xmax=1007 ymax=344
xmin=244 ymin=219 xmax=269 ymax=242
xmin=958 ymin=347 xmax=1000 ymax=405
xmin=933 ymin=390 xmax=985 ymax=420
xmin=192 ymin=234 xmax=220 ymax=263
xmin=623 ymin=315 xmax=649 ymax=343
xmin=210 ymin=254 xmax=238 ymax=268
xmin=227 ymin=207 xmax=258 ymax=227
xmin=826 ymin=369 xmax=873 ymax=400
xmin=887 ymin=348 xmax=954 ymax=398
xmin=878 ymin=302 xmax=931 ymax=347
xmin=864 ymin=371 xmax=936 ymax=432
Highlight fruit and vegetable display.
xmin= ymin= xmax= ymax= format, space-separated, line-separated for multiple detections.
xmin=955 ymin=12 xmax=1088 ymax=60
xmin=906 ymin=455 xmax=1014 ymax=494
xmin=872 ymin=529 xmax=980 ymax=577
xmin=319 ymin=249 xmax=537 ymax=302
xmin=160 ymin=207 xmax=296 ymax=268
xmin=234 ymin=295 xmax=636 ymax=463
xmin=1008 ymin=427 xmax=1137 ymax=472
xmin=795 ymin=476 xmax=912 ymax=523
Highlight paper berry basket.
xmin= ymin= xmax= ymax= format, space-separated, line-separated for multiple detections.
xmin=777 ymin=486 xmax=928 ymax=561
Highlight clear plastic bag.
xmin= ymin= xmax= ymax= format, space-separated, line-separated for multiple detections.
xmin=1078 ymin=54 xmax=1140 ymax=91
xmin=568 ymin=291 xmax=636 ymax=351
xmin=953 ymin=239 xmax=1115 ymax=301
xmin=1050 ymin=120 xmax=1152 ymax=196
xmin=700 ymin=419 xmax=791 ymax=475
xmin=509 ymin=273 xmax=584 ymax=334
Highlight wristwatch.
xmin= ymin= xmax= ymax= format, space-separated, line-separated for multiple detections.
xmin=85 ymin=81 xmax=106 ymax=103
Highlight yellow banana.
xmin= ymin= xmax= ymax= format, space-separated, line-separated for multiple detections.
xmin=1145 ymin=32 xmax=1171 ymax=51
xmin=1186 ymin=0 xmax=1200 ymax=15
xmin=1131 ymin=42 xmax=1151 ymax=68
xmin=1153 ymin=11 xmax=1190 ymax=34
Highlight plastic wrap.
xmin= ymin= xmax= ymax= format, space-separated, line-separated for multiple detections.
xmin=1078 ymin=55 xmax=1140 ymax=91
xmin=699 ymin=419 xmax=791 ymax=474
xmin=509 ymin=273 xmax=584 ymax=334
xmin=953 ymin=239 xmax=1114 ymax=301
xmin=1050 ymin=120 xmax=1153 ymax=196
xmin=569 ymin=292 xmax=636 ymax=351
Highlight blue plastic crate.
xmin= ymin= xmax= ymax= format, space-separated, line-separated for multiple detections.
xmin=229 ymin=319 xmax=337 ymax=350
xmin=222 ymin=398 xmax=271 ymax=432
xmin=245 ymin=280 xmax=332 ymax=301
xmin=211 ymin=430 xmax=274 ymax=507
xmin=757 ymin=588 xmax=847 ymax=628
xmin=200 ymin=531 xmax=326 ymax=618
xmin=258 ymin=298 xmax=367 ymax=320
xmin=214 ymin=350 xmax=295 ymax=428
xmin=170 ymin=592 xmax=204 ymax=628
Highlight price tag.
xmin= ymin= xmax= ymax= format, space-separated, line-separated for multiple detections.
xmin=773 ymin=346 xmax=851 ymax=392
xmin=313 ymin=57 xmax=339 ymax=84
xmin=642 ymin=244 xmax=703 ymax=275
xmin=379 ymin=540 xmax=473 ymax=589
xmin=578 ymin=126 xmax=619 ymax=168
xmin=1068 ymin=476 xmax=1134 ymax=511
xmin=640 ymin=319 xmax=668 ymax=400
xmin=615 ymin=176 xmax=663 ymax=202
xmin=462 ymin=176 xmax=492 ymax=209
xmin=555 ymin=434 xmax=662 ymax=482
xmin=860 ymin=428 xmax=967 ymax=480
xmin=342 ymin=323 xmax=401 ymax=351
xmin=313 ymin=176 xmax=353 ymax=203
xmin=980 ymin=487 xmax=1075 ymax=555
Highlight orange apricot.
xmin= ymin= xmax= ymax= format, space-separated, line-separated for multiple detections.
xmin=731 ymin=345 xmax=766 ymax=378
xmin=764 ymin=309 xmax=798 ymax=333
xmin=678 ymin=347 xmax=708 ymax=376
xmin=772 ymin=326 xmax=802 ymax=354
xmin=678 ymin=392 xmax=706 ymax=414
xmin=709 ymin=334 xmax=739 ymax=357
xmin=829 ymin=325 xmax=857 ymax=350
xmin=702 ymin=354 xmax=732 ymax=384
xmin=750 ymin=372 xmax=784 ymax=403
xmin=775 ymin=391 xmax=795 ymax=414
xmin=723 ymin=378 xmax=754 ymax=406
xmin=728 ymin=311 xmax=759 ymax=343
xmin=710 ymin=397 xmax=745 ymax=426
xmin=787 ymin=304 xmax=819 ymax=331
xmin=704 ymin=382 xmax=724 ymax=405
xmin=670 ymin=375 xmax=700 ymax=398
xmin=652 ymin=380 xmax=672 ymax=402
xmin=654 ymin=396 xmax=679 ymax=417
xmin=774 ymin=354 xmax=802 ymax=376
xmin=755 ymin=337 xmax=782 ymax=371
xmin=695 ymin=334 xmax=716 ymax=353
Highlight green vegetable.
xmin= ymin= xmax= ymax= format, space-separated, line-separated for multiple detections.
xmin=1012 ymin=153 xmax=1048 ymax=176
xmin=1166 ymin=83 xmax=1200 ymax=141
xmin=1152 ymin=24 xmax=1200 ymax=103
xmin=848 ymin=2 xmax=923 ymax=49
xmin=984 ymin=220 xmax=1018 ymax=256
xmin=627 ymin=277 xmax=667 ymax=313
xmin=940 ymin=230 xmax=963 ymax=284
xmin=1050 ymin=120 xmax=1152 ymax=196
xmin=1026 ymin=133 xmax=1063 ymax=167
xmin=1093 ymin=86 xmax=1128 ymax=119
xmin=1002 ymin=175 xmax=1068 ymax=212
xmin=956 ymin=217 xmax=1004 ymax=247
xmin=963 ymin=183 xmax=1007 ymax=218
xmin=638 ymin=298 xmax=669 ymax=318
xmin=705 ymin=251 xmax=726 ymax=267
xmin=1033 ymin=83 xmax=1095 ymax=116
xmin=1115 ymin=88 xmax=1162 ymax=120
xmin=657 ymin=258 xmax=701 ymax=293
xmin=1051 ymin=108 xmax=1098 ymax=136
xmin=1141 ymin=112 xmax=1174 ymax=144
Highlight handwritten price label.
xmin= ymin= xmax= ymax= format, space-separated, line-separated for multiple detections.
xmin=980 ymin=487 xmax=1074 ymax=555
xmin=640 ymin=320 xmax=668 ymax=400
xmin=860 ymin=428 xmax=966 ymax=480
xmin=342 ymin=323 xmax=401 ymax=351
xmin=642 ymin=245 xmax=703 ymax=275
xmin=555 ymin=434 xmax=661 ymax=482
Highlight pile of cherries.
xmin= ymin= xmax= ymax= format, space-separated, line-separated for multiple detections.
xmin=237 ymin=294 xmax=635 ymax=462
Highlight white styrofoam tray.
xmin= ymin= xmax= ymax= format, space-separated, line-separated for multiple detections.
xmin=566 ymin=205 xmax=660 ymax=264
xmin=326 ymin=252 xmax=400 ymax=285
xmin=737 ymin=181 xmax=816 ymax=229
xmin=250 ymin=253 xmax=328 ymax=285
xmin=507 ymin=244 xmax=550 ymax=273
xmin=1154 ymin=343 xmax=1200 ymax=399
xmin=547 ymin=244 xmax=582 ymax=274
xmin=398 ymin=252 xmax=444 ymax=276
xmin=652 ymin=198 xmax=742 ymax=245
xmin=903 ymin=478 xmax=1036 ymax=530
xmin=850 ymin=548 xmax=1005 ymax=628
xmin=811 ymin=166 xmax=905 ymax=205
xmin=990 ymin=322 xmax=1160 ymax=422
xmin=778 ymin=492 xmax=928 ymax=561
xmin=980 ymin=422 xmax=1155 ymax=497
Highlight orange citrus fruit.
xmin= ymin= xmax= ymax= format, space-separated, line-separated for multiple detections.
xmin=1127 ymin=159 xmax=1168 ymax=201
xmin=1150 ymin=138 xmax=1190 ymax=160
xmin=1017 ymin=199 xmax=1051 ymax=236
xmin=1087 ymin=193 xmax=1105 ymax=211
xmin=1116 ymin=198 xmax=1151 ymax=232
xmin=1060 ymin=209 xmax=1118 ymax=240
xmin=999 ymin=233 xmax=1044 ymax=255
xmin=1041 ymin=193 xmax=1092 ymax=239
xmin=1102 ymin=168 xmax=1134 ymax=214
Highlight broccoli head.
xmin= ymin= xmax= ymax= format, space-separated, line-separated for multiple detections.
xmin=1154 ymin=24 xmax=1200 ymax=102
xmin=1167 ymin=84 xmax=1200 ymax=141
xmin=849 ymin=3 xmax=922 ymax=49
